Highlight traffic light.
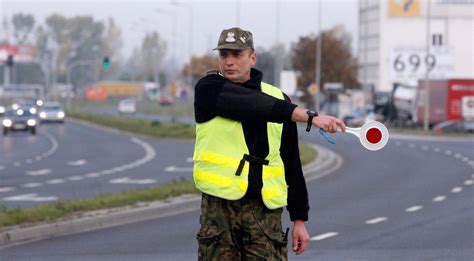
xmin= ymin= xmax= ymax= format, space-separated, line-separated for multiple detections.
xmin=102 ymin=56 xmax=110 ymax=69
xmin=6 ymin=55 xmax=14 ymax=67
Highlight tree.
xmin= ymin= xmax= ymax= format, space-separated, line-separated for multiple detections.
xmin=181 ymin=54 xmax=219 ymax=86
xmin=140 ymin=31 xmax=167 ymax=82
xmin=292 ymin=25 xmax=359 ymax=106
xmin=12 ymin=13 xmax=35 ymax=45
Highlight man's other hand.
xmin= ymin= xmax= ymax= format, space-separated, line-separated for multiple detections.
xmin=292 ymin=220 xmax=310 ymax=255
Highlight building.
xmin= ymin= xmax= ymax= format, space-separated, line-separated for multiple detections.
xmin=358 ymin=0 xmax=474 ymax=92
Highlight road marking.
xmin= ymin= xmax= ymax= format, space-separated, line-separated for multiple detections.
xmin=462 ymin=157 xmax=469 ymax=162
xmin=0 ymin=165 xmax=4 ymax=170
xmin=68 ymin=176 xmax=83 ymax=181
xmin=421 ymin=146 xmax=429 ymax=151
xmin=454 ymin=153 xmax=461 ymax=158
xmin=100 ymin=169 xmax=115 ymax=175
xmin=310 ymin=232 xmax=339 ymax=241
xmin=35 ymin=156 xmax=42 ymax=161
xmin=451 ymin=187 xmax=463 ymax=193
xmin=109 ymin=177 xmax=157 ymax=184
xmin=445 ymin=150 xmax=452 ymax=155
xmin=464 ymin=180 xmax=473 ymax=186
xmin=165 ymin=166 xmax=193 ymax=172
xmin=22 ymin=183 xmax=43 ymax=188
xmin=408 ymin=143 xmax=415 ymax=148
xmin=25 ymin=159 xmax=33 ymax=164
xmin=85 ymin=173 xmax=100 ymax=178
xmin=434 ymin=148 xmax=441 ymax=152
xmin=432 ymin=195 xmax=446 ymax=202
xmin=186 ymin=157 xmax=193 ymax=162
xmin=2 ymin=193 xmax=58 ymax=202
xmin=25 ymin=169 xmax=52 ymax=176
xmin=365 ymin=217 xmax=388 ymax=224
xmin=46 ymin=179 xmax=65 ymax=184
xmin=0 ymin=187 xmax=15 ymax=193
xmin=67 ymin=159 xmax=87 ymax=166
xmin=41 ymin=132 xmax=59 ymax=158
xmin=14 ymin=162 xmax=21 ymax=167
xmin=405 ymin=205 xmax=423 ymax=212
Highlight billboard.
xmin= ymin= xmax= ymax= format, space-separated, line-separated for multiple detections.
xmin=388 ymin=0 xmax=421 ymax=17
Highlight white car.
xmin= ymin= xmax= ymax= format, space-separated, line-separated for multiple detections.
xmin=39 ymin=102 xmax=65 ymax=123
xmin=118 ymin=98 xmax=137 ymax=114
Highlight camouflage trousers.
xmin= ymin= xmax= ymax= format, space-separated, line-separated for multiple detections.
xmin=197 ymin=193 xmax=288 ymax=261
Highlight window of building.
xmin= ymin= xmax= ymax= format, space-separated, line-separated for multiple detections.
xmin=432 ymin=34 xmax=443 ymax=46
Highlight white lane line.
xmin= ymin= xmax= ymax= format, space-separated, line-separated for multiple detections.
xmin=451 ymin=187 xmax=463 ymax=193
xmin=365 ymin=217 xmax=388 ymax=224
xmin=109 ymin=177 xmax=157 ymax=184
xmin=405 ymin=206 xmax=423 ymax=212
xmin=165 ymin=166 xmax=193 ymax=172
xmin=35 ymin=156 xmax=42 ymax=161
xmin=434 ymin=148 xmax=441 ymax=152
xmin=41 ymin=132 xmax=59 ymax=158
xmin=310 ymin=232 xmax=339 ymax=241
xmin=2 ymin=193 xmax=58 ymax=202
xmin=464 ymin=180 xmax=473 ymax=186
xmin=432 ymin=195 xmax=446 ymax=202
xmin=421 ymin=146 xmax=429 ymax=151
xmin=186 ymin=157 xmax=193 ymax=163
xmin=85 ymin=173 xmax=100 ymax=178
xmin=0 ymin=165 xmax=4 ymax=170
xmin=454 ymin=153 xmax=461 ymax=158
xmin=13 ymin=162 xmax=21 ymax=167
xmin=0 ymin=187 xmax=16 ymax=193
xmin=22 ymin=183 xmax=43 ymax=188
xmin=25 ymin=169 xmax=52 ymax=176
xmin=67 ymin=159 xmax=87 ymax=166
xmin=100 ymin=169 xmax=115 ymax=175
xmin=46 ymin=179 xmax=65 ymax=184
xmin=462 ymin=157 xmax=469 ymax=162
xmin=25 ymin=159 xmax=33 ymax=164
xmin=445 ymin=150 xmax=452 ymax=155
xmin=408 ymin=143 xmax=416 ymax=148
xmin=68 ymin=176 xmax=83 ymax=181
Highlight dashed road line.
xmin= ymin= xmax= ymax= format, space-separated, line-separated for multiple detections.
xmin=25 ymin=169 xmax=52 ymax=176
xmin=68 ymin=176 xmax=83 ymax=181
xmin=434 ymin=148 xmax=441 ymax=152
xmin=22 ymin=183 xmax=43 ymax=188
xmin=464 ymin=180 xmax=473 ymax=186
xmin=46 ymin=179 xmax=65 ymax=184
xmin=432 ymin=195 xmax=446 ymax=202
xmin=13 ymin=162 xmax=21 ymax=167
xmin=0 ymin=187 xmax=15 ymax=193
xmin=451 ymin=187 xmax=463 ymax=193
xmin=310 ymin=232 xmax=339 ymax=241
xmin=365 ymin=217 xmax=388 ymax=224
xmin=445 ymin=150 xmax=452 ymax=155
xmin=405 ymin=205 xmax=423 ymax=212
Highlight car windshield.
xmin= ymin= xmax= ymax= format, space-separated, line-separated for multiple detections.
xmin=6 ymin=109 xmax=33 ymax=117
xmin=44 ymin=105 xmax=61 ymax=110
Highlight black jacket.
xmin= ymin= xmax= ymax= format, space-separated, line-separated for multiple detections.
xmin=194 ymin=68 xmax=309 ymax=221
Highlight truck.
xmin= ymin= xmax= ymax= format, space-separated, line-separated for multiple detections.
xmin=86 ymin=81 xmax=159 ymax=100
xmin=416 ymin=79 xmax=474 ymax=126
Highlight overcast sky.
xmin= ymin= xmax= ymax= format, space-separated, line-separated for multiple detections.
xmin=1 ymin=0 xmax=359 ymax=64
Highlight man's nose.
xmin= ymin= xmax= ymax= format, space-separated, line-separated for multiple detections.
xmin=225 ymin=57 xmax=235 ymax=66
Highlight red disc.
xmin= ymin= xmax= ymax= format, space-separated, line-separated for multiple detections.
xmin=366 ymin=127 xmax=382 ymax=144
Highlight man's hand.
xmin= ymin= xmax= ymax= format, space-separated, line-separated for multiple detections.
xmin=313 ymin=115 xmax=346 ymax=133
xmin=292 ymin=220 xmax=310 ymax=255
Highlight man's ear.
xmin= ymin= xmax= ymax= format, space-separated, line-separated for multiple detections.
xmin=250 ymin=51 xmax=256 ymax=66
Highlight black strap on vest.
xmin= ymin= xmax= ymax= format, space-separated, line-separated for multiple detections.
xmin=235 ymin=154 xmax=269 ymax=176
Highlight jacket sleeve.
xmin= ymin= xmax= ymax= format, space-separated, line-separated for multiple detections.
xmin=194 ymin=74 xmax=297 ymax=124
xmin=281 ymin=95 xmax=309 ymax=221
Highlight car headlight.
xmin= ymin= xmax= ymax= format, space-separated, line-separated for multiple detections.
xmin=36 ymin=100 xmax=44 ymax=107
xmin=3 ymin=119 xmax=12 ymax=127
xmin=0 ymin=106 xmax=5 ymax=113
xmin=27 ymin=119 xmax=37 ymax=126
xmin=17 ymin=109 xmax=24 ymax=116
xmin=39 ymin=112 xmax=47 ymax=118
xmin=30 ymin=108 xmax=37 ymax=114
xmin=57 ymin=111 xmax=65 ymax=118
xmin=12 ymin=104 xmax=19 ymax=110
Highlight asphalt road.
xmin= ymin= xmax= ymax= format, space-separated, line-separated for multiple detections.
xmin=0 ymin=120 xmax=194 ymax=208
xmin=1 ymin=124 xmax=472 ymax=260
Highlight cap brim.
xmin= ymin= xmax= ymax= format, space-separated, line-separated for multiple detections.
xmin=213 ymin=44 xmax=246 ymax=51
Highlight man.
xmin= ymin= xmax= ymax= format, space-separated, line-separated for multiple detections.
xmin=193 ymin=27 xmax=345 ymax=260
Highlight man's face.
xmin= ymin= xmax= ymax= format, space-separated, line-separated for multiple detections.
xmin=218 ymin=48 xmax=256 ymax=83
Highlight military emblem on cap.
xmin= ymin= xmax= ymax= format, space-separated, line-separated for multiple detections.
xmin=225 ymin=32 xmax=236 ymax=43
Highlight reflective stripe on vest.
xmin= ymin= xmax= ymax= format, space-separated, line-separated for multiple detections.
xmin=193 ymin=82 xmax=288 ymax=209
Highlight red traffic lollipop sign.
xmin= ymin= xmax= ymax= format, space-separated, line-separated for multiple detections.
xmin=341 ymin=121 xmax=389 ymax=151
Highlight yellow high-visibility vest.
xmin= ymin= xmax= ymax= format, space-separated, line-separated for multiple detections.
xmin=193 ymin=82 xmax=287 ymax=209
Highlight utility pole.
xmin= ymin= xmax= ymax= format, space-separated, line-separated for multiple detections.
xmin=423 ymin=0 xmax=431 ymax=133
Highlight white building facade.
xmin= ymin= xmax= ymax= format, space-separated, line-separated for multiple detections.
xmin=359 ymin=0 xmax=474 ymax=92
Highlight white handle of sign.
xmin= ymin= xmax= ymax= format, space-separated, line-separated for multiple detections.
xmin=336 ymin=121 xmax=390 ymax=151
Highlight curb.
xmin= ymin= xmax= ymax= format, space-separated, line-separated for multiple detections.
xmin=0 ymin=145 xmax=342 ymax=248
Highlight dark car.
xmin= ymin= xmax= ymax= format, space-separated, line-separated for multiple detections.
xmin=2 ymin=109 xmax=38 ymax=135
xmin=433 ymin=119 xmax=474 ymax=134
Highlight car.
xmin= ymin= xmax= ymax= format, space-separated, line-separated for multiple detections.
xmin=38 ymin=102 xmax=65 ymax=123
xmin=12 ymin=100 xmax=38 ymax=115
xmin=433 ymin=119 xmax=474 ymax=134
xmin=0 ymin=104 xmax=5 ymax=116
xmin=159 ymin=96 xmax=174 ymax=106
xmin=2 ymin=108 xmax=37 ymax=135
xmin=117 ymin=98 xmax=137 ymax=114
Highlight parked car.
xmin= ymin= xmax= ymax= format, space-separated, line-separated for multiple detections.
xmin=2 ymin=108 xmax=37 ymax=135
xmin=433 ymin=119 xmax=474 ymax=134
xmin=117 ymin=98 xmax=137 ymax=114
xmin=38 ymin=101 xmax=65 ymax=123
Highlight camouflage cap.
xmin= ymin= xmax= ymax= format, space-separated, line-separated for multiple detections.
xmin=213 ymin=27 xmax=254 ymax=51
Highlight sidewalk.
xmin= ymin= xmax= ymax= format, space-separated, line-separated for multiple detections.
xmin=0 ymin=144 xmax=342 ymax=248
